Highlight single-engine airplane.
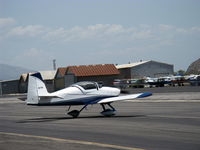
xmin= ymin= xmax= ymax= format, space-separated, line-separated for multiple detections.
xmin=26 ymin=73 xmax=152 ymax=118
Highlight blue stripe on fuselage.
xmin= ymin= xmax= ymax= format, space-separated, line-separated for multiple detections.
xmin=33 ymin=95 xmax=115 ymax=106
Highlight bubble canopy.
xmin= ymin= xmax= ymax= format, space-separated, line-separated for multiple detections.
xmin=71 ymin=81 xmax=100 ymax=90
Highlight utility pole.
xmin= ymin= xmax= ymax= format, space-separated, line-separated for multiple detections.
xmin=53 ymin=59 xmax=56 ymax=70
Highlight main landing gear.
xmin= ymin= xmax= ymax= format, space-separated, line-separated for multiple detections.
xmin=67 ymin=103 xmax=116 ymax=118
xmin=100 ymin=103 xmax=116 ymax=117
xmin=67 ymin=105 xmax=88 ymax=118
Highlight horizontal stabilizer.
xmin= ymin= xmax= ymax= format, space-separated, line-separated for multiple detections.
xmin=98 ymin=92 xmax=152 ymax=104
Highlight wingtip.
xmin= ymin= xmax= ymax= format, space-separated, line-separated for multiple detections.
xmin=137 ymin=92 xmax=152 ymax=98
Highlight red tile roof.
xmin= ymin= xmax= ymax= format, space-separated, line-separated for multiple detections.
xmin=57 ymin=67 xmax=68 ymax=77
xmin=66 ymin=64 xmax=119 ymax=77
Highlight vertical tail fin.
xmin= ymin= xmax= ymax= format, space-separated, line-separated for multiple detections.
xmin=26 ymin=73 xmax=49 ymax=105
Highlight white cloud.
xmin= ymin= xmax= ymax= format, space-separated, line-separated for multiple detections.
xmin=139 ymin=24 xmax=151 ymax=29
xmin=191 ymin=27 xmax=200 ymax=32
xmin=12 ymin=48 xmax=54 ymax=70
xmin=176 ymin=26 xmax=200 ymax=34
xmin=158 ymin=24 xmax=174 ymax=31
xmin=2 ymin=20 xmax=200 ymax=70
xmin=22 ymin=48 xmax=43 ymax=57
xmin=7 ymin=25 xmax=48 ymax=37
xmin=3 ymin=22 xmax=200 ymax=45
xmin=0 ymin=18 xmax=16 ymax=28
xmin=44 ymin=24 xmax=135 ymax=43
xmin=2 ymin=22 xmax=200 ymax=57
xmin=131 ymin=30 xmax=154 ymax=40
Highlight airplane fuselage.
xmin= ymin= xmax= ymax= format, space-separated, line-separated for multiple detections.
xmin=27 ymin=85 xmax=120 ymax=106
xmin=26 ymin=73 xmax=152 ymax=118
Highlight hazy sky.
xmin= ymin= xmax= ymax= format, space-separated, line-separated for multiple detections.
xmin=0 ymin=0 xmax=200 ymax=71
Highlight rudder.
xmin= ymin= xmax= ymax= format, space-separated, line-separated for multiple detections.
xmin=26 ymin=73 xmax=49 ymax=105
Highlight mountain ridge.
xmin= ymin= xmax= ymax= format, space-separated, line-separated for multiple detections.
xmin=186 ymin=58 xmax=200 ymax=75
xmin=0 ymin=64 xmax=35 ymax=80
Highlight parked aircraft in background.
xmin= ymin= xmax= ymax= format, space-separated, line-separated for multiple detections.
xmin=26 ymin=73 xmax=152 ymax=118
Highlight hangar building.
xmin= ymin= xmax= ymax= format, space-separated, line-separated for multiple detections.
xmin=116 ymin=60 xmax=174 ymax=79
xmin=54 ymin=67 xmax=68 ymax=91
xmin=0 ymin=79 xmax=19 ymax=95
xmin=55 ymin=64 xmax=119 ymax=88
xmin=19 ymin=71 xmax=56 ymax=93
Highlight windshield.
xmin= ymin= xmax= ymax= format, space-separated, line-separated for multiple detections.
xmin=74 ymin=81 xmax=99 ymax=90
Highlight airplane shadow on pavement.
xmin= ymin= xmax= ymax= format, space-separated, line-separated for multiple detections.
xmin=16 ymin=115 xmax=146 ymax=123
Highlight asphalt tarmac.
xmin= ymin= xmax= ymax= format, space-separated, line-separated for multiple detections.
xmin=0 ymin=87 xmax=200 ymax=150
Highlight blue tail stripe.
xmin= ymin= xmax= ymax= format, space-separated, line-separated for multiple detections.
xmin=31 ymin=72 xmax=43 ymax=81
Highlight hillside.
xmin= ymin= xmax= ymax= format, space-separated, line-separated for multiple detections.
xmin=186 ymin=58 xmax=200 ymax=75
xmin=0 ymin=64 xmax=34 ymax=80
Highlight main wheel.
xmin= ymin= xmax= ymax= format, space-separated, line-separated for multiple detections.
xmin=68 ymin=110 xmax=80 ymax=118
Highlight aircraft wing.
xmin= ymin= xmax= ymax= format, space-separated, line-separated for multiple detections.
xmin=98 ymin=92 xmax=152 ymax=104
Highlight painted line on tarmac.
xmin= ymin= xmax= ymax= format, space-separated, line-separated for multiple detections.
xmin=0 ymin=132 xmax=144 ymax=150
xmin=0 ymin=101 xmax=24 ymax=104
xmin=126 ymin=100 xmax=200 ymax=102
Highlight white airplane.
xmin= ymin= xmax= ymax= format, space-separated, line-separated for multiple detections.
xmin=26 ymin=73 xmax=152 ymax=118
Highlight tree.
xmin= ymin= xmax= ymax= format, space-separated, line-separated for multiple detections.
xmin=174 ymin=70 xmax=186 ymax=76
